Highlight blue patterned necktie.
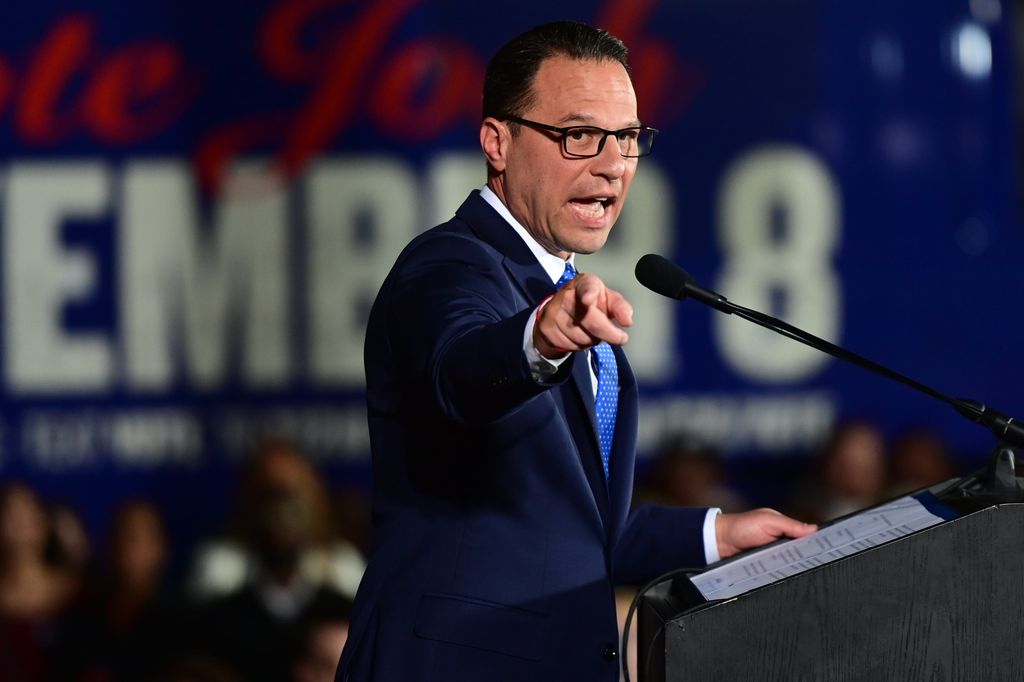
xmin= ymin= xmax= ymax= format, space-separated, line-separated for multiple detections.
xmin=555 ymin=262 xmax=617 ymax=479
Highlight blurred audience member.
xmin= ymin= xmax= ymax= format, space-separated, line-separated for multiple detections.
xmin=48 ymin=502 xmax=93 ymax=579
xmin=0 ymin=483 xmax=78 ymax=681
xmin=888 ymin=429 xmax=957 ymax=496
xmin=55 ymin=499 xmax=186 ymax=681
xmin=292 ymin=614 xmax=350 ymax=682
xmin=193 ymin=440 xmax=356 ymax=682
xmin=637 ymin=435 xmax=746 ymax=513
xmin=190 ymin=440 xmax=365 ymax=601
xmin=791 ymin=421 xmax=888 ymax=523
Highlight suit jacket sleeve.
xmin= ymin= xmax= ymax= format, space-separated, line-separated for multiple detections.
xmin=612 ymin=503 xmax=710 ymax=585
xmin=383 ymin=231 xmax=571 ymax=424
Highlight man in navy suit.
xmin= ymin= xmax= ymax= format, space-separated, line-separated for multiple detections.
xmin=337 ymin=21 xmax=814 ymax=681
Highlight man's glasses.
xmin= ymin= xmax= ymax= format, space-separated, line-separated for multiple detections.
xmin=504 ymin=116 xmax=657 ymax=158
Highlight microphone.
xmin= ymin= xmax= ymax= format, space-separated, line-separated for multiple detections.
xmin=635 ymin=253 xmax=729 ymax=311
xmin=635 ymin=253 xmax=1024 ymax=497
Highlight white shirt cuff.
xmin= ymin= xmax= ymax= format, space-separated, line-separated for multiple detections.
xmin=702 ymin=507 xmax=722 ymax=565
xmin=523 ymin=302 xmax=569 ymax=381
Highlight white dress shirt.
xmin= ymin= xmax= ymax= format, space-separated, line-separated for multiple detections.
xmin=479 ymin=185 xmax=722 ymax=565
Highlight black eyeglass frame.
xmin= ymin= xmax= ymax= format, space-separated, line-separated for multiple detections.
xmin=503 ymin=115 xmax=658 ymax=158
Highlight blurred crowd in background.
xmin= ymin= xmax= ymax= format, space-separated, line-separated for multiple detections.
xmin=0 ymin=421 xmax=963 ymax=682
xmin=0 ymin=441 xmax=363 ymax=682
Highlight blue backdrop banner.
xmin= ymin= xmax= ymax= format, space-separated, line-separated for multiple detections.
xmin=0 ymin=0 xmax=1018 ymax=550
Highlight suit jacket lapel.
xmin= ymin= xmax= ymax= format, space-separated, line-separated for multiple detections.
xmin=456 ymin=191 xmax=611 ymax=527
xmin=456 ymin=191 xmax=551 ymax=305
xmin=571 ymin=352 xmax=600 ymax=445
xmin=570 ymin=352 xmax=611 ymax=523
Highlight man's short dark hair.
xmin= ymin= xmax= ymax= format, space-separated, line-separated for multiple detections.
xmin=482 ymin=21 xmax=632 ymax=122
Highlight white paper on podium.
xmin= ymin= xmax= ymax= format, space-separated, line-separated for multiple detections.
xmin=690 ymin=495 xmax=946 ymax=601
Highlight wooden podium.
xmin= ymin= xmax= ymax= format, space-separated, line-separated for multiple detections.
xmin=639 ymin=498 xmax=1024 ymax=681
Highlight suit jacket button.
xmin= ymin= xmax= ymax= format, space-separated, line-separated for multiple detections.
xmin=602 ymin=644 xmax=617 ymax=662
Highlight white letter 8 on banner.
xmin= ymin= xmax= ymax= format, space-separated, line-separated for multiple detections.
xmin=715 ymin=146 xmax=841 ymax=384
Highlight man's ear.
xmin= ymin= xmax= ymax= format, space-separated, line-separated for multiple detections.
xmin=480 ymin=117 xmax=508 ymax=172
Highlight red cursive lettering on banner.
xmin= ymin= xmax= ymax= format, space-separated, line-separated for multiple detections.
xmin=198 ymin=0 xmax=432 ymax=190
xmin=17 ymin=15 xmax=91 ymax=145
xmin=597 ymin=0 xmax=704 ymax=122
xmin=5 ymin=2 xmax=698 ymax=192
xmin=86 ymin=43 xmax=197 ymax=144
xmin=260 ymin=0 xmax=340 ymax=80
xmin=14 ymin=15 xmax=198 ymax=147
xmin=370 ymin=39 xmax=481 ymax=141
xmin=0 ymin=58 xmax=13 ymax=118
xmin=278 ymin=0 xmax=422 ymax=175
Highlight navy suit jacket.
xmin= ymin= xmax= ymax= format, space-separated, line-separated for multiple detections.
xmin=337 ymin=191 xmax=709 ymax=681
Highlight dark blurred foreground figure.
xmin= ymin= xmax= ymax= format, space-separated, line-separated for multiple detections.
xmin=339 ymin=20 xmax=814 ymax=682
xmin=194 ymin=441 xmax=354 ymax=682
xmin=152 ymin=654 xmax=243 ymax=682
xmin=0 ymin=483 xmax=78 ymax=682
xmin=55 ymin=499 xmax=188 ymax=681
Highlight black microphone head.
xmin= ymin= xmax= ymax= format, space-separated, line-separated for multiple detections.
xmin=635 ymin=253 xmax=694 ymax=300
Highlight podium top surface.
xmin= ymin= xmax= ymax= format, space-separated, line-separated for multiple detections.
xmin=688 ymin=491 xmax=960 ymax=603
xmin=642 ymin=501 xmax=1024 ymax=681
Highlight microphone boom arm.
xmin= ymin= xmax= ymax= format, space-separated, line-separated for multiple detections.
xmin=634 ymin=253 xmax=1024 ymax=451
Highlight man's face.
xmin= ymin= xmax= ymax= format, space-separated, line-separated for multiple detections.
xmin=492 ymin=56 xmax=639 ymax=258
